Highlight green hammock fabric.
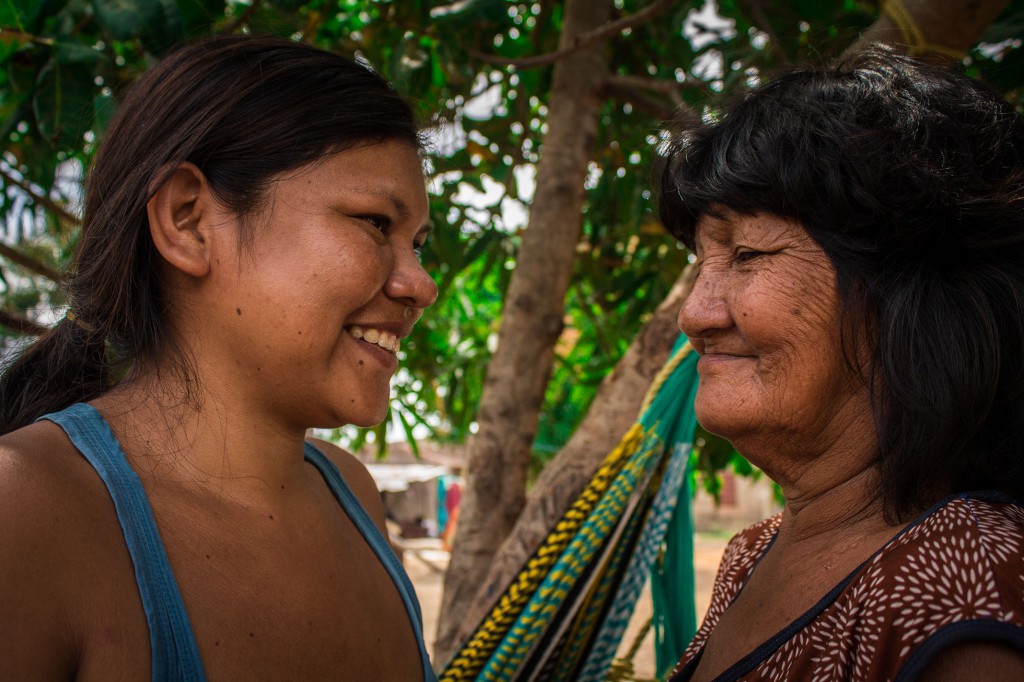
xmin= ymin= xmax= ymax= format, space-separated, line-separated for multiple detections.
xmin=652 ymin=467 xmax=698 ymax=678
xmin=439 ymin=335 xmax=700 ymax=681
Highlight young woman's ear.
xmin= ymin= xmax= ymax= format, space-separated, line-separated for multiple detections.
xmin=147 ymin=163 xmax=215 ymax=278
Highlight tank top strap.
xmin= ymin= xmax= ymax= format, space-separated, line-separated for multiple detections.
xmin=303 ymin=442 xmax=437 ymax=682
xmin=38 ymin=403 xmax=207 ymax=682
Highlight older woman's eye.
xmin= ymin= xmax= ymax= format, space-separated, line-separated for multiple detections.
xmin=735 ymin=248 xmax=765 ymax=263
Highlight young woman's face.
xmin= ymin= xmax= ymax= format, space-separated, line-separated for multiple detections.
xmin=201 ymin=140 xmax=437 ymax=431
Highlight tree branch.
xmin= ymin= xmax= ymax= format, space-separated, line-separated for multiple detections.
xmin=469 ymin=0 xmax=674 ymax=69
xmin=737 ymin=0 xmax=790 ymax=65
xmin=222 ymin=0 xmax=264 ymax=34
xmin=0 ymin=29 xmax=54 ymax=47
xmin=602 ymin=74 xmax=700 ymax=120
xmin=847 ymin=0 xmax=1011 ymax=60
xmin=606 ymin=74 xmax=689 ymax=106
xmin=0 ymin=308 xmax=49 ymax=336
xmin=600 ymin=79 xmax=678 ymax=121
xmin=0 ymin=166 xmax=82 ymax=228
xmin=0 ymin=242 xmax=61 ymax=283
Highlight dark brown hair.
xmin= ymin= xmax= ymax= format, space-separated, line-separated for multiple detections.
xmin=0 ymin=35 xmax=421 ymax=433
xmin=660 ymin=45 xmax=1024 ymax=520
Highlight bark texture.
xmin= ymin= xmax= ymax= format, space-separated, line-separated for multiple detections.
xmin=849 ymin=0 xmax=1010 ymax=57
xmin=433 ymin=0 xmax=615 ymax=663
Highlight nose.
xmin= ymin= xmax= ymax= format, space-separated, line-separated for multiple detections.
xmin=385 ymin=250 xmax=439 ymax=311
xmin=677 ymin=264 xmax=731 ymax=338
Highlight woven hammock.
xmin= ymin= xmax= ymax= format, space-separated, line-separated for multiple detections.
xmin=439 ymin=335 xmax=700 ymax=681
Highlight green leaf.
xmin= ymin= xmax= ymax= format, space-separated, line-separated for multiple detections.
xmin=396 ymin=407 xmax=421 ymax=458
xmin=32 ymin=46 xmax=99 ymax=150
xmin=92 ymin=0 xmax=166 ymax=40
xmin=176 ymin=0 xmax=227 ymax=33
xmin=0 ymin=0 xmax=43 ymax=30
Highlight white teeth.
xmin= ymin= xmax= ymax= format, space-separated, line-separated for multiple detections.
xmin=348 ymin=325 xmax=400 ymax=354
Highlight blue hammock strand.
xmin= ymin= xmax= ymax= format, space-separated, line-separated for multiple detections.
xmin=478 ymin=433 xmax=663 ymax=680
xmin=576 ymin=440 xmax=692 ymax=680
xmin=440 ymin=335 xmax=700 ymax=681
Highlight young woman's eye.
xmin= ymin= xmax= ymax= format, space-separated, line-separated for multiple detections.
xmin=361 ymin=215 xmax=390 ymax=231
xmin=413 ymin=239 xmax=428 ymax=259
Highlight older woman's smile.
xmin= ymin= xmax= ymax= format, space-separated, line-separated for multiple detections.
xmin=694 ymin=347 xmax=757 ymax=370
xmin=678 ymin=209 xmax=869 ymax=458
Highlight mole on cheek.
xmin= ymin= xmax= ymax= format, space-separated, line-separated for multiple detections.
xmin=236 ymin=308 xmax=242 ymax=316
xmin=792 ymin=307 xmax=802 ymax=316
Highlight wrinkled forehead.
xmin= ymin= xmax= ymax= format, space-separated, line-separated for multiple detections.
xmin=693 ymin=207 xmax=807 ymax=250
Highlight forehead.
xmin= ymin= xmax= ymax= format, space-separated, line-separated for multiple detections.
xmin=694 ymin=209 xmax=805 ymax=247
xmin=283 ymin=140 xmax=428 ymax=214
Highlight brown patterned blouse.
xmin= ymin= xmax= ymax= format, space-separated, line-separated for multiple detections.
xmin=670 ymin=493 xmax=1024 ymax=682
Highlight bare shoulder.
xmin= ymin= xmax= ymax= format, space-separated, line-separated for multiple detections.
xmin=306 ymin=437 xmax=388 ymax=536
xmin=918 ymin=640 xmax=1024 ymax=680
xmin=0 ymin=422 xmax=101 ymax=678
xmin=0 ymin=420 xmax=100 ymax=539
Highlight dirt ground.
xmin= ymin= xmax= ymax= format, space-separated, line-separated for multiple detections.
xmin=401 ymin=531 xmax=729 ymax=680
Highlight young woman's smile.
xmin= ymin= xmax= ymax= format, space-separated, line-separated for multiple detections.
xmin=197 ymin=140 xmax=437 ymax=431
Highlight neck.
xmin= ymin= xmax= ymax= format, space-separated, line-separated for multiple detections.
xmin=92 ymin=367 xmax=312 ymax=507
xmin=778 ymin=463 xmax=891 ymax=542
xmin=732 ymin=397 xmax=896 ymax=543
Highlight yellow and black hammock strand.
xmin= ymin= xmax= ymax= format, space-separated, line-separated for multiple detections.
xmin=439 ymin=337 xmax=700 ymax=681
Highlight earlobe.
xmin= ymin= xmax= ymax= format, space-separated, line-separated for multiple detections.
xmin=147 ymin=163 xmax=214 ymax=278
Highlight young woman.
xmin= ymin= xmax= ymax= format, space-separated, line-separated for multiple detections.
xmin=0 ymin=35 xmax=439 ymax=681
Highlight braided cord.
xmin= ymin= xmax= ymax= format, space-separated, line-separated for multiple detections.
xmin=881 ymin=0 xmax=966 ymax=60
xmin=438 ymin=423 xmax=644 ymax=681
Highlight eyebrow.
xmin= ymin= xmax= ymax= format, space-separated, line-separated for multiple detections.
xmin=351 ymin=187 xmax=411 ymax=220
xmin=347 ymin=186 xmax=431 ymax=235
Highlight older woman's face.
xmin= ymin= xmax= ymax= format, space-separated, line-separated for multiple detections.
xmin=678 ymin=210 xmax=869 ymax=458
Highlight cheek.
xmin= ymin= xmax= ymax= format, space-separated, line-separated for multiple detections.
xmin=306 ymin=242 xmax=391 ymax=309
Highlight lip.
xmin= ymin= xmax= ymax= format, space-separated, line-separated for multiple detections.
xmin=346 ymin=320 xmax=414 ymax=340
xmin=696 ymin=352 xmax=755 ymax=371
xmin=348 ymin=332 xmax=400 ymax=371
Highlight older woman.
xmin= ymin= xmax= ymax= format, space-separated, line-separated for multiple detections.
xmin=660 ymin=46 xmax=1024 ymax=681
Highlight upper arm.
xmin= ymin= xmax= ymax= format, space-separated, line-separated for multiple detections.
xmin=0 ymin=432 xmax=82 ymax=679
xmin=307 ymin=438 xmax=390 ymax=539
xmin=918 ymin=641 xmax=1024 ymax=681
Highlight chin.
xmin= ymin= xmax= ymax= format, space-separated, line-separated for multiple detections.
xmin=345 ymin=405 xmax=391 ymax=429
xmin=694 ymin=404 xmax=747 ymax=444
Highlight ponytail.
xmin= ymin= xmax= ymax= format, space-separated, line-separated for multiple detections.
xmin=0 ymin=316 xmax=110 ymax=434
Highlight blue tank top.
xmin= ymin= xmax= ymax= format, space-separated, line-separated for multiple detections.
xmin=40 ymin=403 xmax=437 ymax=681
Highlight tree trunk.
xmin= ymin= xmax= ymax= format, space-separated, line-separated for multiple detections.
xmin=443 ymin=266 xmax=696 ymax=653
xmin=434 ymin=0 xmax=615 ymax=663
xmin=849 ymin=0 xmax=1009 ymax=58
